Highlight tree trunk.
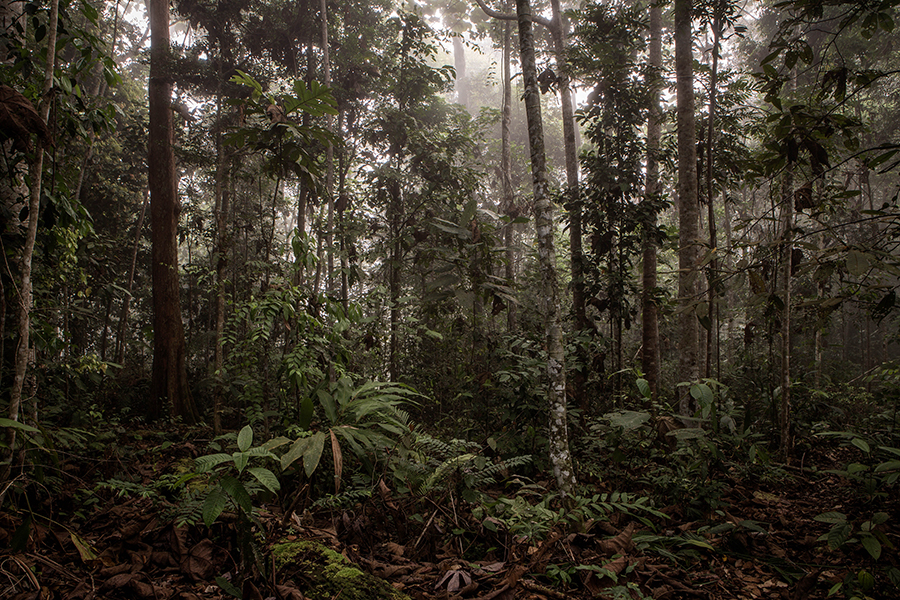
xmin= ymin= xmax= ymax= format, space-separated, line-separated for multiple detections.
xmin=321 ymin=0 xmax=334 ymax=294
xmin=516 ymin=0 xmax=576 ymax=496
xmin=149 ymin=0 xmax=198 ymax=423
xmin=675 ymin=0 xmax=701 ymax=417
xmin=2 ymin=0 xmax=57 ymax=476
xmin=704 ymin=14 xmax=722 ymax=380
xmin=641 ymin=1 xmax=662 ymax=402
xmin=116 ymin=190 xmax=148 ymax=366
xmin=780 ymin=171 xmax=793 ymax=457
xmin=501 ymin=17 xmax=517 ymax=333
xmin=453 ymin=35 xmax=469 ymax=110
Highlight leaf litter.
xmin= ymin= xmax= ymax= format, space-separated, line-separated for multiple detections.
xmin=0 ymin=429 xmax=897 ymax=600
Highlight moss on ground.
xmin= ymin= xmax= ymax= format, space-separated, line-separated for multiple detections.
xmin=272 ymin=540 xmax=410 ymax=600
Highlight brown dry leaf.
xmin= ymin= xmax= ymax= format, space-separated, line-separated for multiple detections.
xmin=131 ymin=579 xmax=157 ymax=598
xmin=435 ymin=569 xmax=472 ymax=593
xmin=276 ymin=584 xmax=306 ymax=600
xmin=597 ymin=522 xmax=635 ymax=556
xmin=384 ymin=541 xmax=406 ymax=557
xmin=181 ymin=539 xmax=217 ymax=581
xmin=503 ymin=564 xmax=528 ymax=588
xmin=104 ymin=572 xmax=136 ymax=589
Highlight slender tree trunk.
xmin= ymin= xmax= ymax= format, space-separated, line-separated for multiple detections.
xmin=501 ymin=18 xmax=517 ymax=333
xmin=116 ymin=191 xmax=148 ymax=366
xmin=641 ymin=1 xmax=662 ymax=402
xmin=389 ymin=178 xmax=402 ymax=381
xmin=212 ymin=70 xmax=232 ymax=435
xmin=321 ymin=0 xmax=334 ymax=294
xmin=149 ymin=0 xmax=198 ymax=423
xmin=516 ymin=0 xmax=576 ymax=496
xmin=453 ymin=35 xmax=469 ymax=110
xmin=704 ymin=14 xmax=722 ymax=380
xmin=3 ymin=0 xmax=57 ymax=476
xmin=780 ymin=171 xmax=793 ymax=456
xmin=675 ymin=0 xmax=701 ymax=417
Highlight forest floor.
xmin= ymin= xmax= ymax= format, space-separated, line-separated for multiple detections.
xmin=1 ymin=426 xmax=898 ymax=600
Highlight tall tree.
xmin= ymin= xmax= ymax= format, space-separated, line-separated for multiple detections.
xmin=516 ymin=0 xmax=576 ymax=496
xmin=2 ymin=0 xmax=57 ymax=475
xmin=148 ymin=0 xmax=198 ymax=422
xmin=641 ymin=1 xmax=662 ymax=401
xmin=675 ymin=0 xmax=701 ymax=417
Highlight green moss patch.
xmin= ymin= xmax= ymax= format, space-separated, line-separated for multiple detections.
xmin=272 ymin=540 xmax=410 ymax=600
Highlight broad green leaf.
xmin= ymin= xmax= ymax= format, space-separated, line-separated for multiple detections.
xmin=605 ymin=410 xmax=651 ymax=431
xmin=814 ymin=511 xmax=847 ymax=524
xmin=850 ymin=437 xmax=871 ymax=453
xmin=300 ymin=395 xmax=314 ymax=430
xmin=216 ymin=575 xmax=242 ymax=599
xmin=195 ymin=453 xmax=233 ymax=472
xmin=237 ymin=425 xmax=253 ymax=453
xmin=636 ymin=378 xmax=651 ymax=399
xmin=875 ymin=460 xmax=900 ymax=473
xmin=233 ymin=451 xmax=249 ymax=474
xmin=220 ymin=475 xmax=252 ymax=515
xmin=247 ymin=467 xmax=280 ymax=493
xmin=304 ymin=431 xmax=327 ymax=478
xmin=0 ymin=418 xmax=40 ymax=433
xmin=691 ymin=383 xmax=714 ymax=408
xmin=826 ymin=523 xmax=852 ymax=549
xmin=317 ymin=389 xmax=337 ymax=423
xmin=281 ymin=437 xmax=311 ymax=471
xmin=202 ymin=487 xmax=227 ymax=527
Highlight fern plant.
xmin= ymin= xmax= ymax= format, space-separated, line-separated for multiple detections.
xmin=393 ymin=432 xmax=532 ymax=501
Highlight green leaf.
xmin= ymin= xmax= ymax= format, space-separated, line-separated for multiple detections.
xmin=304 ymin=431 xmax=327 ymax=478
xmin=814 ymin=511 xmax=847 ymax=524
xmin=317 ymin=389 xmax=337 ymax=423
xmin=195 ymin=453 xmax=233 ymax=472
xmin=300 ymin=395 xmax=314 ymax=430
xmin=826 ymin=523 xmax=852 ymax=549
xmin=850 ymin=437 xmax=871 ymax=453
xmin=202 ymin=487 xmax=227 ymax=527
xmin=233 ymin=451 xmax=249 ymax=473
xmin=216 ymin=576 xmax=242 ymax=599
xmin=605 ymin=410 xmax=651 ymax=431
xmin=220 ymin=475 xmax=252 ymax=515
xmin=237 ymin=425 xmax=253 ymax=453
xmin=636 ymin=378 xmax=651 ymax=399
xmin=247 ymin=467 xmax=281 ymax=493
xmin=0 ymin=418 xmax=40 ymax=433
xmin=282 ymin=437 xmax=311 ymax=471
xmin=861 ymin=535 xmax=881 ymax=559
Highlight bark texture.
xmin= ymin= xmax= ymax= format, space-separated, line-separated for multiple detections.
xmin=516 ymin=0 xmax=575 ymax=496
xmin=675 ymin=0 xmax=701 ymax=416
xmin=641 ymin=2 xmax=662 ymax=401
xmin=149 ymin=0 xmax=198 ymax=423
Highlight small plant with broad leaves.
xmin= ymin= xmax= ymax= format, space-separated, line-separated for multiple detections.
xmin=193 ymin=425 xmax=281 ymax=527
xmin=191 ymin=425 xmax=282 ymax=591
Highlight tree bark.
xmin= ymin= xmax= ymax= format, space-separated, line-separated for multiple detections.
xmin=780 ymin=171 xmax=793 ymax=456
xmin=516 ymin=0 xmax=576 ymax=496
xmin=675 ymin=0 xmax=701 ymax=417
xmin=641 ymin=1 xmax=662 ymax=402
xmin=501 ymin=18 xmax=517 ymax=333
xmin=115 ymin=191 xmax=148 ymax=366
xmin=321 ymin=0 xmax=334 ymax=294
xmin=149 ymin=0 xmax=198 ymax=423
xmin=3 ymin=0 xmax=57 ymax=476
xmin=704 ymin=14 xmax=722 ymax=380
